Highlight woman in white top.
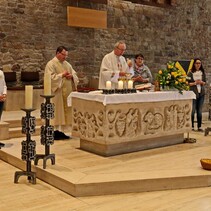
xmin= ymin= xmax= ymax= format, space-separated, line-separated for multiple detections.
xmin=187 ymin=58 xmax=206 ymax=132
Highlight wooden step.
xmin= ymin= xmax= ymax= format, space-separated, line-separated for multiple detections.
xmin=0 ymin=118 xmax=42 ymax=140
xmin=0 ymin=121 xmax=9 ymax=140
xmin=9 ymin=126 xmax=41 ymax=139
xmin=7 ymin=118 xmax=43 ymax=128
xmin=1 ymin=110 xmax=48 ymax=140
xmin=1 ymin=131 xmax=211 ymax=197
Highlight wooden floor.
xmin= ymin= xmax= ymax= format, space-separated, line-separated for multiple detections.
xmin=1 ymin=111 xmax=211 ymax=210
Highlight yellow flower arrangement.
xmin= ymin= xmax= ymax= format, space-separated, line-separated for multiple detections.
xmin=156 ymin=61 xmax=189 ymax=94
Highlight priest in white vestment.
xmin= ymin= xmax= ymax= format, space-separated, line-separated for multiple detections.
xmin=45 ymin=46 xmax=79 ymax=139
xmin=99 ymin=41 xmax=131 ymax=89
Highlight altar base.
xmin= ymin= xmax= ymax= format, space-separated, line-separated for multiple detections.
xmin=81 ymin=134 xmax=184 ymax=156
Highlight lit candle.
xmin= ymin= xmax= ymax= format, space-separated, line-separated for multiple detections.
xmin=44 ymin=72 xmax=51 ymax=95
xmin=118 ymin=80 xmax=123 ymax=90
xmin=106 ymin=81 xmax=111 ymax=90
xmin=128 ymin=80 xmax=133 ymax=89
xmin=25 ymin=85 xmax=33 ymax=109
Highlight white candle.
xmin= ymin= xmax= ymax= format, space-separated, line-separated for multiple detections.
xmin=118 ymin=80 xmax=123 ymax=90
xmin=44 ymin=72 xmax=51 ymax=95
xmin=25 ymin=85 xmax=33 ymax=109
xmin=106 ymin=81 xmax=111 ymax=90
xmin=128 ymin=80 xmax=133 ymax=89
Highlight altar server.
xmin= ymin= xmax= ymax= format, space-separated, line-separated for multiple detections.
xmin=45 ymin=46 xmax=79 ymax=140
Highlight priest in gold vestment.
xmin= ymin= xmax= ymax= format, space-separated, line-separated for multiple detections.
xmin=45 ymin=46 xmax=79 ymax=139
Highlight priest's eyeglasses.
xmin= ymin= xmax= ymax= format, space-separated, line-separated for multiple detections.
xmin=116 ymin=47 xmax=126 ymax=52
xmin=60 ymin=52 xmax=68 ymax=57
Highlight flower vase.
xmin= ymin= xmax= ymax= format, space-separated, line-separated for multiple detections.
xmin=160 ymin=86 xmax=177 ymax=91
xmin=154 ymin=80 xmax=160 ymax=91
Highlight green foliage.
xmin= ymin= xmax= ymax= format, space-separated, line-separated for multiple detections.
xmin=156 ymin=61 xmax=189 ymax=94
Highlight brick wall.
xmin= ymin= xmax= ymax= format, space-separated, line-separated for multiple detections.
xmin=0 ymin=0 xmax=210 ymax=107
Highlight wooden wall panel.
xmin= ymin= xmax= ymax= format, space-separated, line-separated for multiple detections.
xmin=67 ymin=6 xmax=107 ymax=29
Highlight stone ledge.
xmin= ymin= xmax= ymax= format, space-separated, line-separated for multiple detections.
xmin=80 ymin=134 xmax=184 ymax=156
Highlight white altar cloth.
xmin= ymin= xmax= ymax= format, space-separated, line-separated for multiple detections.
xmin=68 ymin=91 xmax=196 ymax=106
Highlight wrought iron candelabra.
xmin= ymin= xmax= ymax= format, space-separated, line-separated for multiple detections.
xmin=34 ymin=95 xmax=55 ymax=169
xmin=14 ymin=108 xmax=36 ymax=184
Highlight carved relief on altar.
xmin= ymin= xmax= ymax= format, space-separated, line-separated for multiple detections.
xmin=72 ymin=108 xmax=104 ymax=139
xmin=107 ymin=108 xmax=140 ymax=138
xmin=163 ymin=105 xmax=177 ymax=131
xmin=143 ymin=110 xmax=163 ymax=135
xmin=163 ymin=103 xmax=191 ymax=131
xmin=72 ymin=101 xmax=191 ymax=140
xmin=142 ymin=102 xmax=191 ymax=135
xmin=72 ymin=107 xmax=140 ymax=139
xmin=177 ymin=103 xmax=191 ymax=129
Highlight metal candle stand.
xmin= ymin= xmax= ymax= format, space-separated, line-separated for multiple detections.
xmin=14 ymin=108 xmax=36 ymax=184
xmin=102 ymin=89 xmax=136 ymax=94
xmin=34 ymin=95 xmax=55 ymax=169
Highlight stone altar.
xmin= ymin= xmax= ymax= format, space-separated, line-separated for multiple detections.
xmin=68 ymin=91 xmax=195 ymax=156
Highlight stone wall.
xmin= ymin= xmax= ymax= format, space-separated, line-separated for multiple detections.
xmin=0 ymin=0 xmax=210 ymax=107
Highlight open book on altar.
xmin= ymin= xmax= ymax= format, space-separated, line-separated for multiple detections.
xmin=135 ymin=83 xmax=152 ymax=90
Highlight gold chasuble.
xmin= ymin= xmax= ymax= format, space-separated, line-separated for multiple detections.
xmin=45 ymin=57 xmax=79 ymax=126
